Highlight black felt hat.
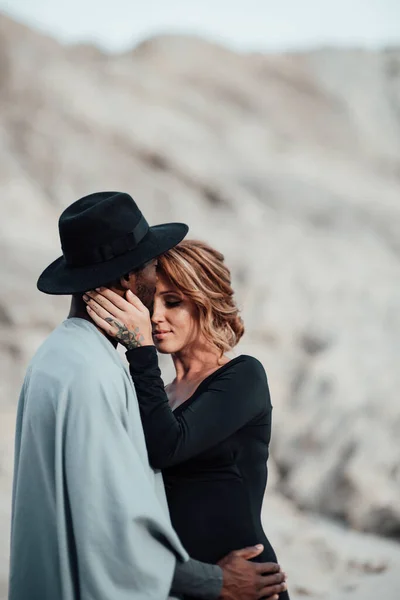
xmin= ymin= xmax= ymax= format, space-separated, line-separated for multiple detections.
xmin=37 ymin=191 xmax=188 ymax=295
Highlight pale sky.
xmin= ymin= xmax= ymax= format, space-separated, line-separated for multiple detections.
xmin=1 ymin=0 xmax=399 ymax=53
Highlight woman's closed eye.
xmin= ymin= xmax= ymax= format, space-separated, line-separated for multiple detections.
xmin=165 ymin=300 xmax=182 ymax=308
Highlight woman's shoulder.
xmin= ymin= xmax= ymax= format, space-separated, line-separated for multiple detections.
xmin=225 ymin=354 xmax=267 ymax=378
xmin=210 ymin=355 xmax=269 ymax=395
xmin=216 ymin=355 xmax=271 ymax=413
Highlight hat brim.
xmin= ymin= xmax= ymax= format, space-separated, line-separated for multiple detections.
xmin=37 ymin=223 xmax=188 ymax=295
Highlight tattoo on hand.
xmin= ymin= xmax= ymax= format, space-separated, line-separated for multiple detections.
xmin=105 ymin=318 xmax=145 ymax=349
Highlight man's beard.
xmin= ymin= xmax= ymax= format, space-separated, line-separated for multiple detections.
xmin=135 ymin=281 xmax=155 ymax=314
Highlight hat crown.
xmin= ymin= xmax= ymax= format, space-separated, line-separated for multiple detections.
xmin=59 ymin=191 xmax=145 ymax=246
xmin=37 ymin=190 xmax=188 ymax=295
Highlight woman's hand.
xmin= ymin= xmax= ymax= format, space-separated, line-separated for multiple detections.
xmin=83 ymin=287 xmax=154 ymax=350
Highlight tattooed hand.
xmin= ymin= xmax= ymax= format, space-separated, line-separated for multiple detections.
xmin=104 ymin=319 xmax=145 ymax=349
xmin=83 ymin=288 xmax=154 ymax=349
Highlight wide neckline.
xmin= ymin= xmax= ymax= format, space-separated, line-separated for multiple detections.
xmin=171 ymin=355 xmax=245 ymax=414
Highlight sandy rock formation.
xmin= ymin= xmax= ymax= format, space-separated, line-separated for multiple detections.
xmin=0 ymin=12 xmax=400 ymax=599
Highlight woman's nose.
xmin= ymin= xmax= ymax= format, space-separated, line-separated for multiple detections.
xmin=151 ymin=301 xmax=164 ymax=325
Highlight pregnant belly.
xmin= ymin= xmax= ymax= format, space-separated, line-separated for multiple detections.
xmin=165 ymin=476 xmax=268 ymax=563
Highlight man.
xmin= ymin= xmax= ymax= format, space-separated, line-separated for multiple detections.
xmin=8 ymin=191 xmax=287 ymax=600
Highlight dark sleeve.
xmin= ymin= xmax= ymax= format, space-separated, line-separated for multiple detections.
xmin=126 ymin=346 xmax=271 ymax=469
xmin=172 ymin=558 xmax=223 ymax=600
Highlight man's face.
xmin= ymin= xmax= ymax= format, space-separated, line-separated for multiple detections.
xmin=128 ymin=259 xmax=158 ymax=311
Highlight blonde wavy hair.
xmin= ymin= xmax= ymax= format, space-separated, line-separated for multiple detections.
xmin=158 ymin=240 xmax=244 ymax=356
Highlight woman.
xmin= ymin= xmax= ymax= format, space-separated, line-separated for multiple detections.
xmin=84 ymin=240 xmax=289 ymax=600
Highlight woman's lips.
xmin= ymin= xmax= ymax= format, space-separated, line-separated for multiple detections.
xmin=153 ymin=331 xmax=171 ymax=341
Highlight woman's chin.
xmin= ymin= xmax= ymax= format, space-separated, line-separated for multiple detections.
xmin=154 ymin=341 xmax=174 ymax=354
xmin=155 ymin=347 xmax=170 ymax=355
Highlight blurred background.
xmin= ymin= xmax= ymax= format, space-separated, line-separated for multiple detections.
xmin=0 ymin=1 xmax=400 ymax=598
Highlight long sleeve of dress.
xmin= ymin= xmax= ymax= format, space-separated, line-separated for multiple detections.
xmin=126 ymin=346 xmax=271 ymax=469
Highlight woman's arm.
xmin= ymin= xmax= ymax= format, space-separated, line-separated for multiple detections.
xmin=81 ymin=287 xmax=272 ymax=469
xmin=127 ymin=347 xmax=271 ymax=469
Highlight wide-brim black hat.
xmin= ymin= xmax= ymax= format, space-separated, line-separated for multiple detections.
xmin=37 ymin=191 xmax=188 ymax=295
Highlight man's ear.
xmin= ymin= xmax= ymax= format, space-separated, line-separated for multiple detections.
xmin=120 ymin=271 xmax=135 ymax=292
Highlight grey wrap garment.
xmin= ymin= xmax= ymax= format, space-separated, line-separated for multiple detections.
xmin=8 ymin=318 xmax=188 ymax=600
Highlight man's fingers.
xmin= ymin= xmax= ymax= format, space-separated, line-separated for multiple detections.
xmin=259 ymin=581 xmax=287 ymax=597
xmin=255 ymin=561 xmax=281 ymax=574
xmin=258 ymin=572 xmax=285 ymax=587
xmin=232 ymin=545 xmax=264 ymax=560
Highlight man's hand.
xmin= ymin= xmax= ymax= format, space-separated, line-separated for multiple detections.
xmin=217 ymin=545 xmax=287 ymax=600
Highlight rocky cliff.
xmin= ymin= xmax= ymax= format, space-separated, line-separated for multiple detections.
xmin=1 ymin=11 xmax=400 ymax=598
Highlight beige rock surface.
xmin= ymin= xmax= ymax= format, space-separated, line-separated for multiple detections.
xmin=262 ymin=489 xmax=400 ymax=600
xmin=1 ymin=12 xmax=400 ymax=599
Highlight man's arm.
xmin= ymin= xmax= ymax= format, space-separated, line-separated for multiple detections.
xmin=172 ymin=558 xmax=223 ymax=600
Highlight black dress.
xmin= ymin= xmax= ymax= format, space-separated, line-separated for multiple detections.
xmin=127 ymin=347 xmax=289 ymax=600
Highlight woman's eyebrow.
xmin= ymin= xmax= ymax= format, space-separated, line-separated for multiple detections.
xmin=159 ymin=291 xmax=181 ymax=296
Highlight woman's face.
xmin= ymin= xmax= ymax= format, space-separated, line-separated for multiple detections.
xmin=151 ymin=272 xmax=199 ymax=354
